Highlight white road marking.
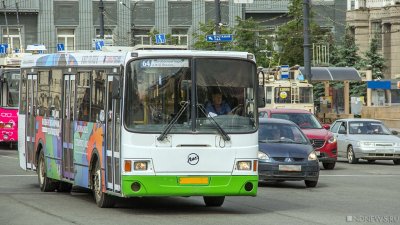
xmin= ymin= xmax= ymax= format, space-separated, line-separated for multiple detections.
xmin=0 ymin=155 xmax=18 ymax=160
xmin=321 ymin=174 xmax=400 ymax=177
xmin=0 ymin=175 xmax=36 ymax=177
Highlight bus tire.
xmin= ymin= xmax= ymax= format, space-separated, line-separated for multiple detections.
xmin=203 ymin=196 xmax=225 ymax=207
xmin=92 ymin=161 xmax=115 ymax=208
xmin=37 ymin=151 xmax=56 ymax=192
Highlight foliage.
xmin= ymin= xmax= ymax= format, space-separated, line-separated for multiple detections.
xmin=362 ymin=34 xmax=386 ymax=80
xmin=232 ymin=17 xmax=273 ymax=67
xmin=275 ymin=0 xmax=326 ymax=66
xmin=192 ymin=20 xmax=235 ymax=51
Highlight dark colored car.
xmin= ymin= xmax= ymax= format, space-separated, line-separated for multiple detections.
xmin=259 ymin=108 xmax=337 ymax=170
xmin=258 ymin=118 xmax=320 ymax=187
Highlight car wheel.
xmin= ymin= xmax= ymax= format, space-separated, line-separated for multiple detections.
xmin=37 ymin=151 xmax=56 ymax=192
xmin=367 ymin=160 xmax=376 ymax=164
xmin=393 ymin=159 xmax=400 ymax=165
xmin=347 ymin=146 xmax=358 ymax=164
xmin=92 ymin=160 xmax=115 ymax=208
xmin=305 ymin=180 xmax=318 ymax=188
xmin=322 ymin=162 xmax=335 ymax=170
xmin=203 ymin=196 xmax=225 ymax=207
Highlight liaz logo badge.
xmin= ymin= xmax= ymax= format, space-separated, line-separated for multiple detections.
xmin=187 ymin=153 xmax=199 ymax=165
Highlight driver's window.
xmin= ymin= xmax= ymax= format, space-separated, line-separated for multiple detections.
xmin=338 ymin=122 xmax=347 ymax=134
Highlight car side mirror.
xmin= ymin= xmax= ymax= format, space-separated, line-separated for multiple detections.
xmin=392 ymin=130 xmax=398 ymax=135
xmin=338 ymin=129 xmax=346 ymax=134
xmin=322 ymin=124 xmax=330 ymax=130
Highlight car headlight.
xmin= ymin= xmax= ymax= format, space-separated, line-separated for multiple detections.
xmin=258 ymin=151 xmax=270 ymax=160
xmin=328 ymin=136 xmax=336 ymax=143
xmin=394 ymin=142 xmax=400 ymax=147
xmin=308 ymin=151 xmax=318 ymax=161
xmin=359 ymin=141 xmax=374 ymax=147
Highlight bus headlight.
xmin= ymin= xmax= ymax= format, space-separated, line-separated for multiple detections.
xmin=134 ymin=161 xmax=148 ymax=171
xmin=236 ymin=161 xmax=251 ymax=170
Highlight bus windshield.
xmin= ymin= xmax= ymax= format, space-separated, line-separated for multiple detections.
xmin=125 ymin=57 xmax=257 ymax=133
xmin=2 ymin=70 xmax=20 ymax=107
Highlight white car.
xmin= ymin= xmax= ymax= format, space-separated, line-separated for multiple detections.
xmin=330 ymin=119 xmax=400 ymax=165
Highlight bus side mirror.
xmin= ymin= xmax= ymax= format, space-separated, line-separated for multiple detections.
xmin=257 ymin=85 xmax=265 ymax=108
xmin=112 ymin=77 xmax=121 ymax=99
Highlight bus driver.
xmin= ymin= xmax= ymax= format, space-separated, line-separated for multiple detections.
xmin=205 ymin=90 xmax=231 ymax=117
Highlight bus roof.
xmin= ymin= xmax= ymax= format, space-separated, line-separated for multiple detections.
xmin=20 ymin=50 xmax=255 ymax=68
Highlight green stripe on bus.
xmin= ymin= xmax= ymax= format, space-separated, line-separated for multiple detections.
xmin=121 ymin=175 xmax=258 ymax=197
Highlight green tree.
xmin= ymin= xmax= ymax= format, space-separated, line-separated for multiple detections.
xmin=192 ymin=20 xmax=234 ymax=50
xmin=363 ymin=34 xmax=385 ymax=80
xmin=275 ymin=0 xmax=326 ymax=66
xmin=232 ymin=17 xmax=271 ymax=67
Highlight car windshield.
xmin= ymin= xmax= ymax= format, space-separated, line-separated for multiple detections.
xmin=271 ymin=113 xmax=322 ymax=129
xmin=258 ymin=122 xmax=309 ymax=144
xmin=348 ymin=121 xmax=392 ymax=135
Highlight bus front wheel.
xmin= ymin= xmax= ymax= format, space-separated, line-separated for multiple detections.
xmin=37 ymin=151 xmax=56 ymax=192
xmin=92 ymin=161 xmax=115 ymax=208
xmin=203 ymin=196 xmax=225 ymax=207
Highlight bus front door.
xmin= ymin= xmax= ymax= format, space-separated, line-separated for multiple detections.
xmin=26 ymin=74 xmax=37 ymax=170
xmin=62 ymin=75 xmax=76 ymax=180
xmin=105 ymin=75 xmax=121 ymax=192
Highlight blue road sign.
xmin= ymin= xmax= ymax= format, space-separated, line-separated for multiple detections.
xmin=57 ymin=43 xmax=65 ymax=52
xmin=281 ymin=65 xmax=289 ymax=79
xmin=0 ymin=44 xmax=8 ymax=54
xmin=206 ymin=34 xmax=233 ymax=42
xmin=155 ymin=34 xmax=166 ymax=44
xmin=95 ymin=40 xmax=105 ymax=50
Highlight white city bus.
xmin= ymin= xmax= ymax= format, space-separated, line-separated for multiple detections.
xmin=19 ymin=50 xmax=259 ymax=207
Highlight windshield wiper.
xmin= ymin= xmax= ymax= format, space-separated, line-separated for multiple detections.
xmin=157 ymin=101 xmax=189 ymax=141
xmin=197 ymin=104 xmax=230 ymax=141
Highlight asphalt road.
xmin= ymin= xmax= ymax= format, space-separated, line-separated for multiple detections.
xmin=1 ymin=146 xmax=400 ymax=225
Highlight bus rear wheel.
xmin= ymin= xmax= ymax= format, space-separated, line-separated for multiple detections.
xmin=92 ymin=161 xmax=115 ymax=208
xmin=203 ymin=196 xmax=225 ymax=207
xmin=37 ymin=151 xmax=56 ymax=192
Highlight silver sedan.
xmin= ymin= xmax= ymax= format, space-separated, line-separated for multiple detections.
xmin=330 ymin=118 xmax=400 ymax=165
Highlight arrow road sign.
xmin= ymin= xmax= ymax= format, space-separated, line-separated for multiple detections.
xmin=206 ymin=34 xmax=233 ymax=42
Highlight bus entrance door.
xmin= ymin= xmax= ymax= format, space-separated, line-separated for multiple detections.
xmin=62 ymin=75 xmax=76 ymax=180
xmin=26 ymin=74 xmax=37 ymax=170
xmin=105 ymin=75 xmax=121 ymax=192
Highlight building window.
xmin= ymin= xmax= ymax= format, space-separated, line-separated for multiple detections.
xmin=57 ymin=28 xmax=75 ymax=51
xmin=95 ymin=28 xmax=114 ymax=46
xmin=133 ymin=28 xmax=152 ymax=45
xmin=2 ymin=28 xmax=21 ymax=53
xmin=171 ymin=28 xmax=188 ymax=45
xmin=371 ymin=22 xmax=382 ymax=50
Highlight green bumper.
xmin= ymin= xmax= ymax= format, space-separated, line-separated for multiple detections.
xmin=121 ymin=175 xmax=258 ymax=197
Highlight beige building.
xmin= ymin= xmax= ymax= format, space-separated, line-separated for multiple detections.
xmin=346 ymin=0 xmax=400 ymax=80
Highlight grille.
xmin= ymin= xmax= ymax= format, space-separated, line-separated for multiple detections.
xmin=271 ymin=157 xmax=305 ymax=162
xmin=311 ymin=139 xmax=325 ymax=149
xmin=375 ymin=143 xmax=393 ymax=147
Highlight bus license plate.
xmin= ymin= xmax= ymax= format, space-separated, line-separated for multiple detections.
xmin=179 ymin=177 xmax=209 ymax=185
xmin=279 ymin=165 xmax=301 ymax=172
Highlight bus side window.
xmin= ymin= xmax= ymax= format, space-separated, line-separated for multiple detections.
xmin=77 ymin=72 xmax=91 ymax=121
